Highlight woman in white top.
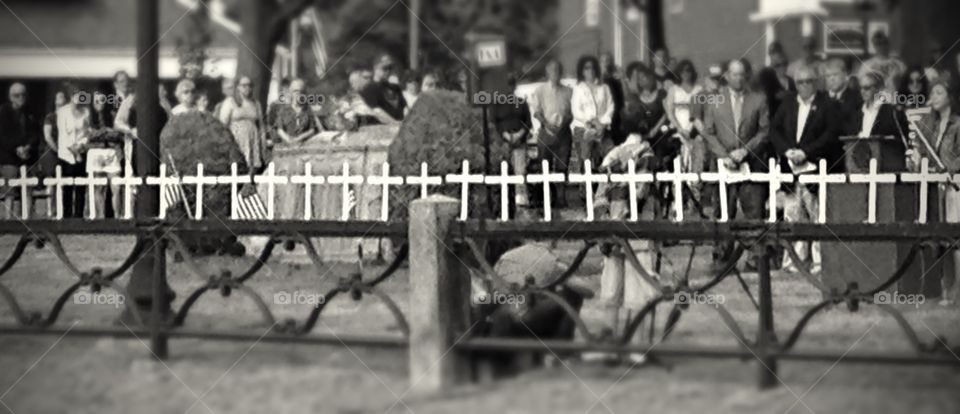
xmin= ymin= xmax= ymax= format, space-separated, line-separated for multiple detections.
xmin=56 ymin=88 xmax=92 ymax=218
xmin=570 ymin=55 xmax=614 ymax=175
xmin=664 ymin=60 xmax=706 ymax=197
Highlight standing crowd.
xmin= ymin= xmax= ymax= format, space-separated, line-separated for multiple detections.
xmin=0 ymin=52 xmax=477 ymax=219
xmin=490 ymin=32 xmax=960 ymax=331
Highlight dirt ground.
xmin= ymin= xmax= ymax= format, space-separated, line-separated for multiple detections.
xmin=1 ymin=235 xmax=958 ymax=414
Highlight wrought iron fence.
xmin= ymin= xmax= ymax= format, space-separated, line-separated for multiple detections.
xmin=0 ymin=155 xmax=959 ymax=391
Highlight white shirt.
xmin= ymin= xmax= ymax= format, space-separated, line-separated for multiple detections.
xmin=570 ymin=81 xmax=614 ymax=130
xmin=859 ymin=100 xmax=883 ymax=138
xmin=829 ymin=87 xmax=847 ymax=101
xmin=796 ymin=94 xmax=815 ymax=143
xmin=671 ymin=84 xmax=702 ymax=133
xmin=56 ymin=105 xmax=90 ymax=164
xmin=171 ymin=104 xmax=196 ymax=116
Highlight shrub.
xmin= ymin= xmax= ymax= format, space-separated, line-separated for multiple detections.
xmin=159 ymin=111 xmax=248 ymax=255
xmin=386 ymin=90 xmax=512 ymax=221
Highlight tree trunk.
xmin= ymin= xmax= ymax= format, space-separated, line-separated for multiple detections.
xmin=236 ymin=0 xmax=277 ymax=104
xmin=645 ymin=0 xmax=666 ymax=50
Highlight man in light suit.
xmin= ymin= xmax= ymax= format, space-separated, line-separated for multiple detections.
xmin=701 ymin=59 xmax=771 ymax=269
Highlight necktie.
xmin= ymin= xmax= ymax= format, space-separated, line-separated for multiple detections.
xmin=732 ymin=92 xmax=742 ymax=132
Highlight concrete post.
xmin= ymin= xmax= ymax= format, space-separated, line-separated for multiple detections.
xmin=408 ymin=195 xmax=472 ymax=395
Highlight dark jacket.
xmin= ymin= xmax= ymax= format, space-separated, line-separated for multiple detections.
xmin=769 ymin=92 xmax=844 ymax=172
xmin=0 ymin=103 xmax=39 ymax=166
xmin=830 ymin=87 xmax=863 ymax=136
xmin=847 ymin=102 xmax=909 ymax=144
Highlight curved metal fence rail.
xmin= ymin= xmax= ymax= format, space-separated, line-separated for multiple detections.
xmin=452 ymin=220 xmax=960 ymax=389
xmin=1 ymin=218 xmax=959 ymax=392
xmin=0 ymin=220 xmax=411 ymax=353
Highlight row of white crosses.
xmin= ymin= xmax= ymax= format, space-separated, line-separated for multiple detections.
xmin=1 ymin=158 xmax=957 ymax=223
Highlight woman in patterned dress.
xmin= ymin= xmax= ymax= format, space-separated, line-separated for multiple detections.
xmin=219 ymin=75 xmax=265 ymax=170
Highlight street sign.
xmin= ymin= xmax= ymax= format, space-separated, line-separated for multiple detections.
xmin=475 ymin=40 xmax=506 ymax=68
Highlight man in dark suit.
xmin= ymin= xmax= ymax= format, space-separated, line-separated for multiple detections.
xmin=701 ymin=58 xmax=770 ymax=268
xmin=0 ymin=82 xmax=39 ymax=218
xmin=824 ymin=58 xmax=863 ymax=141
xmin=848 ymin=71 xmax=909 ymax=171
xmin=769 ymin=65 xmax=842 ymax=273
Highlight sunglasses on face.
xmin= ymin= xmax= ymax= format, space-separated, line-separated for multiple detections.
xmin=796 ymin=78 xmax=816 ymax=85
xmin=10 ymin=92 xmax=24 ymax=98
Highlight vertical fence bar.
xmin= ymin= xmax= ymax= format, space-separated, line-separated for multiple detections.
xmin=302 ymin=163 xmax=313 ymax=220
xmin=86 ymin=172 xmax=97 ymax=220
xmin=194 ymin=163 xmax=204 ymax=219
xmin=755 ymin=239 xmax=778 ymax=389
xmin=18 ymin=166 xmax=29 ymax=219
xmin=230 ymin=163 xmax=239 ymax=220
xmin=55 ymin=165 xmax=64 ymax=220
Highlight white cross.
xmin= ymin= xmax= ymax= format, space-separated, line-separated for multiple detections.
xmin=747 ymin=158 xmax=795 ymax=223
xmin=73 ymin=172 xmax=109 ymax=220
xmin=181 ymin=163 xmax=220 ymax=220
xmin=110 ymin=167 xmax=143 ymax=219
xmin=145 ymin=164 xmax=181 ymax=219
xmin=446 ymin=160 xmax=485 ymax=220
xmin=849 ymin=158 xmax=898 ymax=223
xmin=797 ymin=159 xmax=848 ymax=223
xmin=219 ymin=163 xmax=253 ymax=220
xmin=7 ymin=166 xmax=39 ymax=219
xmin=700 ymin=159 xmax=731 ymax=222
xmin=42 ymin=165 xmax=73 ymax=220
xmin=289 ymin=162 xmax=326 ymax=220
xmin=367 ymin=162 xmax=404 ymax=222
xmin=609 ymin=159 xmax=655 ymax=222
xmin=405 ymin=162 xmax=441 ymax=199
xmin=569 ymin=159 xmax=609 ymax=221
xmin=900 ymin=158 xmax=949 ymax=224
xmin=484 ymin=161 xmax=526 ymax=221
xmin=527 ymin=160 xmax=567 ymax=222
xmin=327 ymin=162 xmax=364 ymax=221
xmin=654 ymin=158 xmax=700 ymax=222
xmin=252 ymin=162 xmax=288 ymax=220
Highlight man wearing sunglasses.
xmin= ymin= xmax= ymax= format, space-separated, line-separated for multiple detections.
xmin=769 ymin=65 xmax=844 ymax=274
xmin=0 ymin=82 xmax=39 ymax=217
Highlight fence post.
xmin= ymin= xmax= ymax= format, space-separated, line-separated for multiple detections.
xmin=408 ymin=195 xmax=472 ymax=395
xmin=755 ymin=239 xmax=778 ymax=389
xmin=150 ymin=233 xmax=169 ymax=359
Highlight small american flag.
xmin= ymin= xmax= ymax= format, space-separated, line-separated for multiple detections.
xmin=165 ymin=156 xmax=193 ymax=218
xmin=236 ymin=184 xmax=268 ymax=220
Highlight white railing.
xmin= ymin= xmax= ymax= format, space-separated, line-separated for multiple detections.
xmin=0 ymin=157 xmax=955 ymax=224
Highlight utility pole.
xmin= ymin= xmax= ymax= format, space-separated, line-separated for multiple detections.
xmin=409 ymin=0 xmax=421 ymax=69
xmin=130 ymin=0 xmax=170 ymax=358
